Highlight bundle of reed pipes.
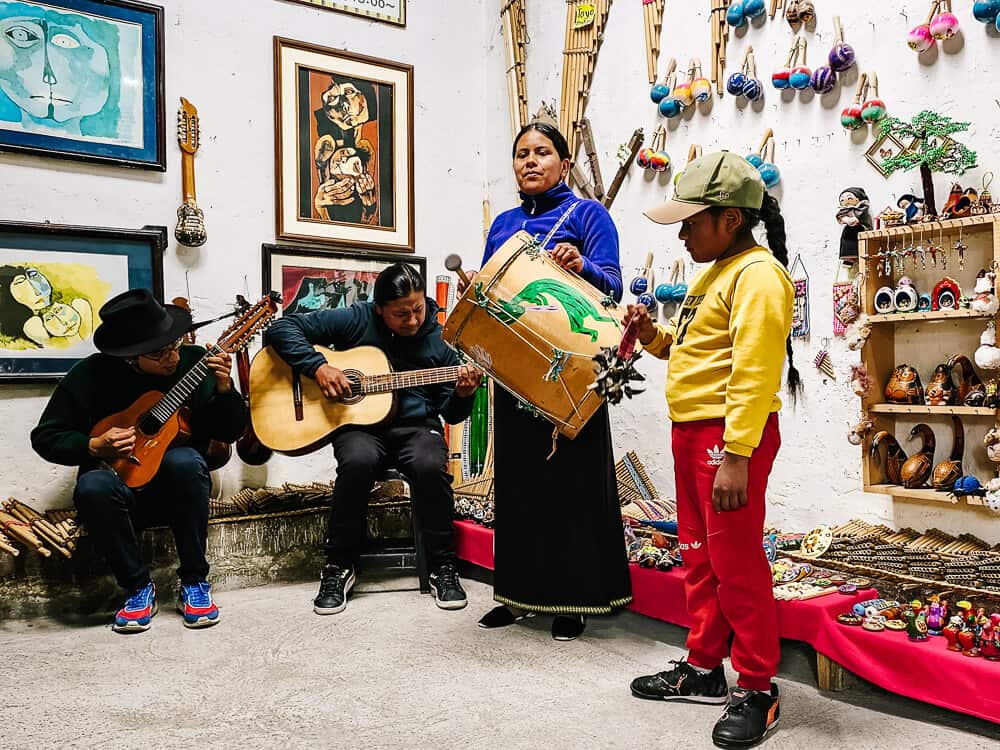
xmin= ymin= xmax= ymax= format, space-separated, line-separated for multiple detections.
xmin=643 ymin=0 xmax=666 ymax=85
xmin=0 ymin=508 xmax=50 ymax=558
xmin=0 ymin=526 xmax=17 ymax=558
xmin=500 ymin=0 xmax=530 ymax=139
xmin=710 ymin=0 xmax=729 ymax=95
xmin=3 ymin=498 xmax=74 ymax=557
xmin=560 ymin=0 xmax=613 ymax=161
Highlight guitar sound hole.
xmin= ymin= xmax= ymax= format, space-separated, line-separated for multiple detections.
xmin=138 ymin=413 xmax=163 ymax=435
xmin=341 ymin=370 xmax=364 ymax=405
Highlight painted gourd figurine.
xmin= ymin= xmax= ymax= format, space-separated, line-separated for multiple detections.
xmin=931 ymin=416 xmax=964 ymax=490
xmin=924 ymin=363 xmax=956 ymax=406
xmin=901 ymin=424 xmax=935 ymax=488
xmin=904 ymin=602 xmax=929 ymax=641
xmin=948 ymin=354 xmax=986 ymax=406
xmin=885 ymin=363 xmax=924 ymax=404
xmin=870 ymin=431 xmax=907 ymax=485
xmin=943 ymin=615 xmax=963 ymax=651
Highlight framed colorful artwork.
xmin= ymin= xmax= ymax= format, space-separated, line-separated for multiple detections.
xmin=273 ymin=37 xmax=414 ymax=252
xmin=262 ymin=243 xmax=425 ymax=317
xmin=0 ymin=221 xmax=166 ymax=381
xmin=0 ymin=0 xmax=166 ymax=170
xmin=865 ymin=132 xmax=909 ymax=178
xmin=281 ymin=0 xmax=405 ymax=27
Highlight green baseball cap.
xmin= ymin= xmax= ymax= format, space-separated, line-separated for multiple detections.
xmin=644 ymin=151 xmax=765 ymax=225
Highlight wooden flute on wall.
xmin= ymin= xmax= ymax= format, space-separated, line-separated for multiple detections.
xmin=175 ymin=97 xmax=207 ymax=247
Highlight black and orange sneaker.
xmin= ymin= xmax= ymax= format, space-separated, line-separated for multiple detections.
xmin=630 ymin=659 xmax=729 ymax=704
xmin=711 ymin=684 xmax=780 ymax=748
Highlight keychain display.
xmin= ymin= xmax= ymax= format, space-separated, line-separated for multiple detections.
xmin=790 ymin=253 xmax=810 ymax=338
xmin=637 ymin=125 xmax=671 ymax=172
xmin=728 ymin=47 xmax=764 ymax=101
xmin=828 ymin=15 xmax=857 ymax=72
xmin=841 ymin=73 xmax=869 ymax=130
xmin=860 ymin=72 xmax=887 ymax=123
xmin=649 ymin=57 xmax=676 ymax=104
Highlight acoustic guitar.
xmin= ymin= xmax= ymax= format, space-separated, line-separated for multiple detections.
xmin=249 ymin=345 xmax=462 ymax=455
xmin=90 ymin=293 xmax=280 ymax=488
xmin=175 ymin=97 xmax=207 ymax=247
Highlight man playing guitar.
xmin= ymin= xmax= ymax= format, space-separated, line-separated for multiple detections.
xmin=264 ymin=263 xmax=480 ymax=615
xmin=31 ymin=290 xmax=247 ymax=633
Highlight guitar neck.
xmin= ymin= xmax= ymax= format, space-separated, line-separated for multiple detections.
xmin=149 ymin=344 xmax=221 ymax=422
xmin=360 ymin=366 xmax=461 ymax=394
xmin=181 ymin=152 xmax=197 ymax=203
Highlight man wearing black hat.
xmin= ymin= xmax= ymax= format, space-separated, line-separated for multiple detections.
xmin=31 ymin=289 xmax=247 ymax=633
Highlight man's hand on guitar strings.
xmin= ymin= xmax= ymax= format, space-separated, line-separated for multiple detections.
xmin=206 ymin=352 xmax=234 ymax=394
xmin=316 ymin=363 xmax=355 ymax=401
xmin=88 ymin=426 xmax=136 ymax=459
xmin=454 ymin=364 xmax=483 ymax=398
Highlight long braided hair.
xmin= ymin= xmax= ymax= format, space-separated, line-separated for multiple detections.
xmin=715 ymin=194 xmax=803 ymax=402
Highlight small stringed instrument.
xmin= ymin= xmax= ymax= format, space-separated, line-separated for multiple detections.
xmin=175 ymin=97 xmax=207 ymax=247
xmin=234 ymin=293 xmax=273 ymax=466
xmin=249 ymin=345 xmax=461 ymax=455
xmin=90 ymin=294 xmax=279 ymax=488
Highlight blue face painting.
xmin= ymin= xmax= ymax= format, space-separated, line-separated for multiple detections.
xmin=10 ymin=266 xmax=52 ymax=311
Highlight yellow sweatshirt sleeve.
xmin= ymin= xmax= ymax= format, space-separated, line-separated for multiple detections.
xmin=642 ymin=320 xmax=675 ymax=360
xmin=723 ymin=261 xmax=793 ymax=457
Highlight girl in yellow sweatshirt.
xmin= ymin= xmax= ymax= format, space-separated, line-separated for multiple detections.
xmin=625 ymin=152 xmax=800 ymax=749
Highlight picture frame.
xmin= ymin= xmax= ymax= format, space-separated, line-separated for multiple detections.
xmin=0 ymin=221 xmax=166 ymax=381
xmin=280 ymin=0 xmax=406 ymax=27
xmin=0 ymin=0 xmax=167 ymax=171
xmin=865 ymin=132 xmax=910 ymax=178
xmin=262 ymin=243 xmax=425 ymax=318
xmin=274 ymin=37 xmax=414 ymax=252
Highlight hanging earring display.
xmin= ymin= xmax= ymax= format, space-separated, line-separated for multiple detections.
xmin=772 ymin=38 xmax=799 ymax=89
xmin=861 ymin=72 xmax=887 ymax=123
xmin=841 ymin=73 xmax=868 ymax=130
xmin=930 ymin=0 xmax=960 ymax=39
xmin=690 ymin=58 xmax=713 ymax=102
xmin=791 ymin=254 xmax=810 ymax=338
xmin=908 ymin=0 xmax=941 ymax=52
xmin=828 ymin=15 xmax=857 ymax=72
xmin=789 ymin=36 xmax=812 ymax=90
xmin=650 ymin=57 xmax=676 ymax=104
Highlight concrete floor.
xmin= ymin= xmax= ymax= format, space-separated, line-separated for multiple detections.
xmin=2 ymin=573 xmax=999 ymax=750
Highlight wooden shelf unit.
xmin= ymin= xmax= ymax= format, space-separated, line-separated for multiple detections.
xmin=859 ymin=215 xmax=1000 ymax=504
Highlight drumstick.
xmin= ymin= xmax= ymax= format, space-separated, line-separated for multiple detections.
xmin=445 ymin=254 xmax=472 ymax=288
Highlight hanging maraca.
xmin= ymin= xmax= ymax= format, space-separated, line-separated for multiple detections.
xmin=757 ymin=132 xmax=781 ymax=189
xmin=909 ymin=0 xmax=941 ymax=51
xmin=727 ymin=0 xmax=748 ymax=27
xmin=729 ymin=47 xmax=764 ymax=101
xmin=655 ymin=259 xmax=689 ymax=306
xmin=690 ymin=58 xmax=713 ymax=103
xmin=840 ymin=73 xmax=868 ymax=130
xmin=772 ymin=38 xmax=799 ymax=89
xmin=861 ymin=72 xmax=887 ymax=124
xmin=650 ymin=57 xmax=676 ymax=105
xmin=637 ymin=125 xmax=670 ymax=173
xmin=674 ymin=144 xmax=702 ymax=186
xmin=930 ymin=0 xmax=960 ymax=39
xmin=744 ymin=0 xmax=766 ymax=21
xmin=746 ymin=128 xmax=772 ymax=168
xmin=789 ymin=37 xmax=812 ymax=90
xmin=658 ymin=69 xmax=684 ymax=118
xmin=673 ymin=62 xmax=695 ymax=108
xmin=631 ymin=252 xmax=658 ymax=313
xmin=973 ymin=0 xmax=1000 ymax=24
xmin=828 ymin=15 xmax=857 ymax=72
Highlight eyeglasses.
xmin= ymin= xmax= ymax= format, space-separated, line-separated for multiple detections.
xmin=139 ymin=338 xmax=183 ymax=362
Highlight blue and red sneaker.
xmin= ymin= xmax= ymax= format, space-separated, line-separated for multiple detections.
xmin=112 ymin=581 xmax=157 ymax=633
xmin=177 ymin=581 xmax=220 ymax=628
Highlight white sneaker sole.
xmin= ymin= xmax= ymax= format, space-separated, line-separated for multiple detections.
xmin=430 ymin=580 xmax=468 ymax=610
xmin=314 ymin=571 xmax=355 ymax=615
xmin=176 ymin=603 xmax=221 ymax=629
xmin=112 ymin=604 xmax=158 ymax=633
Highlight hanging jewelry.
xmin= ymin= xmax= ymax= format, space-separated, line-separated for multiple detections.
xmin=955 ymin=225 xmax=967 ymax=271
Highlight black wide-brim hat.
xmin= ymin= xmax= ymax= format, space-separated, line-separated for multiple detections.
xmin=93 ymin=288 xmax=192 ymax=358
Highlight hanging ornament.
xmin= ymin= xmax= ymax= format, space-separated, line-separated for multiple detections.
xmin=860 ymin=71 xmax=887 ymax=123
xmin=789 ymin=37 xmax=812 ymax=90
xmin=791 ymin=254 xmax=810 ymax=338
xmin=745 ymin=0 xmax=767 ymax=20
xmin=828 ymin=15 xmax=857 ymax=72
xmin=840 ymin=73 xmax=868 ymax=130
xmin=930 ymin=0 xmax=960 ymax=39
xmin=814 ymin=346 xmax=836 ymax=380
xmin=908 ymin=0 xmax=941 ymax=52
xmin=650 ymin=57 xmax=676 ymax=104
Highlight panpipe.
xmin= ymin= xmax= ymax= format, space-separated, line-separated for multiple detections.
xmin=560 ymin=0 xmax=614 ymax=160
xmin=643 ymin=0 xmax=666 ymax=85
xmin=501 ymin=0 xmax=530 ymax=138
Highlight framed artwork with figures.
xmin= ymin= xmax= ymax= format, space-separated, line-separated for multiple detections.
xmin=262 ymin=243 xmax=424 ymax=319
xmin=0 ymin=221 xmax=166 ymax=381
xmin=0 ymin=0 xmax=166 ymax=170
xmin=274 ymin=37 xmax=414 ymax=252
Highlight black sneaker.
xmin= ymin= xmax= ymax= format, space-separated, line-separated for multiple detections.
xmin=313 ymin=564 xmax=355 ymax=615
xmin=712 ymin=685 xmax=780 ymax=748
xmin=429 ymin=561 xmax=467 ymax=610
xmin=630 ymin=659 xmax=729 ymax=704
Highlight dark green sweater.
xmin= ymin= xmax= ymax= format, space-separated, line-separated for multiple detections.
xmin=31 ymin=345 xmax=247 ymax=468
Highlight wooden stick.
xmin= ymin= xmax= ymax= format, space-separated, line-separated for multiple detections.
xmin=602 ymin=127 xmax=644 ymax=209
xmin=758 ymin=128 xmax=774 ymax=155
xmin=0 ymin=531 xmax=18 ymax=557
xmin=833 ymin=15 xmax=843 ymax=44
xmin=579 ymin=117 xmax=604 ymax=198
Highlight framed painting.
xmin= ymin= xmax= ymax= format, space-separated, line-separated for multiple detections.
xmin=0 ymin=0 xmax=165 ymax=170
xmin=865 ymin=132 xmax=909 ymax=178
xmin=0 ymin=221 xmax=166 ymax=381
xmin=262 ymin=243 xmax=425 ymax=317
xmin=281 ymin=0 xmax=405 ymax=27
xmin=274 ymin=37 xmax=414 ymax=252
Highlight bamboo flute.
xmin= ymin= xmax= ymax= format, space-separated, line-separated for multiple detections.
xmin=0 ymin=530 xmax=18 ymax=557
xmin=560 ymin=0 xmax=573 ymax=141
xmin=501 ymin=2 xmax=519 ymax=139
xmin=0 ymin=510 xmax=49 ymax=556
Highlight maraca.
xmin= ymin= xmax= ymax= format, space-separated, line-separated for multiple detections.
xmin=727 ymin=70 xmax=748 ymax=96
xmin=637 ymin=146 xmax=655 ymax=170
xmin=788 ymin=38 xmax=811 ymax=90
xmin=638 ymin=292 xmax=658 ymax=313
xmin=908 ymin=0 xmax=940 ymax=51
xmin=742 ymin=77 xmax=764 ymax=101
xmin=746 ymin=128 xmax=772 ymax=169
xmin=650 ymin=58 xmax=676 ymax=104
xmin=758 ymin=134 xmax=780 ymax=188
xmin=828 ymin=16 xmax=856 ymax=72
xmin=841 ymin=74 xmax=868 ymax=130
xmin=649 ymin=149 xmax=671 ymax=173
xmin=930 ymin=0 xmax=959 ymax=39
xmin=744 ymin=0 xmax=766 ymax=19
xmin=973 ymin=0 xmax=1000 ymax=23
xmin=797 ymin=0 xmax=815 ymax=24
xmin=690 ymin=59 xmax=713 ymax=103
xmin=810 ymin=65 xmax=836 ymax=94
xmin=658 ymin=71 xmax=684 ymax=117
xmin=861 ymin=72 xmax=887 ymax=123
xmin=630 ymin=252 xmax=654 ymax=295
xmin=732 ymin=47 xmax=764 ymax=101
xmin=772 ymin=39 xmax=798 ymax=89
xmin=726 ymin=0 xmax=747 ymax=27
xmin=673 ymin=80 xmax=694 ymax=107
xmin=674 ymin=144 xmax=702 ymax=186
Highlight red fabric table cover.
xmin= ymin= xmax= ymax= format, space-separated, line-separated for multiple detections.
xmin=454 ymin=521 xmax=1000 ymax=724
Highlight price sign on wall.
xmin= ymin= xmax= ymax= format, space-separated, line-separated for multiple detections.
xmin=287 ymin=0 xmax=406 ymax=27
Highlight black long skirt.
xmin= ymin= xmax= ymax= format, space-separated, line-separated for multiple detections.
xmin=492 ymin=388 xmax=633 ymax=615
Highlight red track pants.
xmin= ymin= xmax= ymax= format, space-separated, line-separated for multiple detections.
xmin=672 ymin=413 xmax=780 ymax=692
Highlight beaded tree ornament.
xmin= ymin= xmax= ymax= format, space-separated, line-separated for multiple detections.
xmin=828 ymin=15 xmax=857 ymax=72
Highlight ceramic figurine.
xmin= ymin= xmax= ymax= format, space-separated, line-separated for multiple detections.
xmin=870 ymin=431 xmax=907 ymax=484
xmin=948 ymin=353 xmax=986 ymax=405
xmin=932 ymin=416 xmax=964 ymax=490
xmin=932 ymin=278 xmax=962 ymax=311
xmin=848 ymin=417 xmax=873 ymax=446
xmin=904 ymin=602 xmax=929 ymax=641
xmin=885 ymin=363 xmax=925 ymax=404
xmin=925 ymin=363 xmax=956 ymax=406
xmin=828 ymin=16 xmax=856 ymax=72
xmin=925 ymin=595 xmax=947 ymax=635
xmin=958 ymin=620 xmax=979 ymax=657
xmin=897 ymin=194 xmax=926 ymax=223
xmin=943 ymin=615 xmax=963 ymax=650
xmin=981 ymin=613 xmax=1000 ymax=660
xmin=972 ymin=271 xmax=999 ymax=316
xmin=901 ymin=424 xmax=935 ymax=488
xmin=894 ymin=277 xmax=919 ymax=313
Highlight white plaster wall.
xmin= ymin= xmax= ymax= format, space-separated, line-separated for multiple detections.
xmin=4 ymin=0 xmax=1000 ymax=545
xmin=483 ymin=1 xmax=1000 ymax=543
xmin=1 ymin=0 xmax=489 ymax=508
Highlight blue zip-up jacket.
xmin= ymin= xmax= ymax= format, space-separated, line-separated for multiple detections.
xmin=263 ymin=297 xmax=474 ymax=427
xmin=483 ymin=181 xmax=623 ymax=302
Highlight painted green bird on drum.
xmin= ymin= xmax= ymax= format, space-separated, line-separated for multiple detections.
xmin=492 ymin=279 xmax=618 ymax=343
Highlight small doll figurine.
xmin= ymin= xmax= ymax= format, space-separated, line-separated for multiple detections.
xmin=975 ymin=321 xmax=1000 ymax=371
xmin=981 ymin=613 xmax=1000 ymax=660
xmin=904 ymin=600 xmax=929 ymax=641
xmin=971 ymin=270 xmax=999 ymax=316
xmin=836 ymin=188 xmax=872 ymax=265
xmin=943 ymin=614 xmax=963 ymax=651
xmin=897 ymin=194 xmax=925 ymax=223
xmin=925 ymin=595 xmax=947 ymax=635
